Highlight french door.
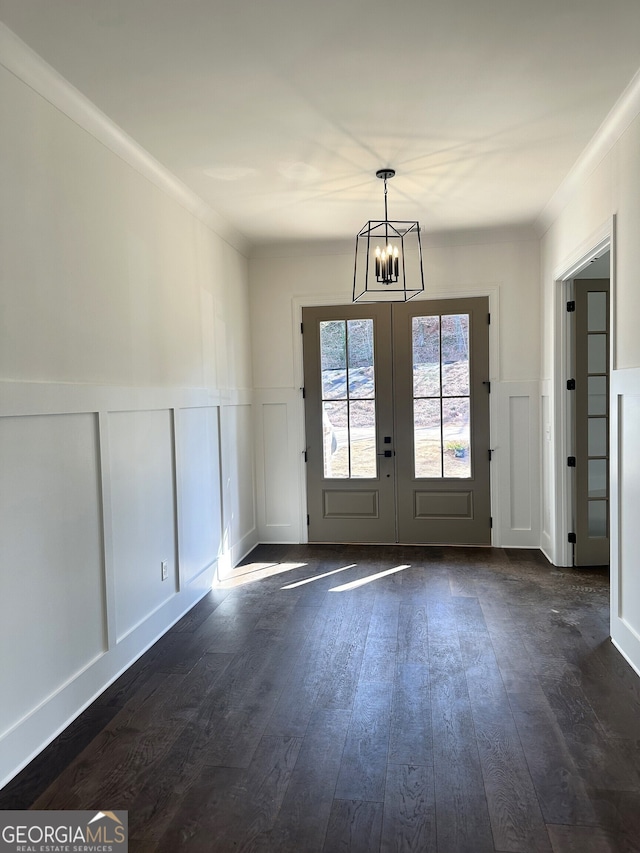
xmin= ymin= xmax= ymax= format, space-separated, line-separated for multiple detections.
xmin=302 ymin=297 xmax=491 ymax=545
xmin=572 ymin=278 xmax=610 ymax=565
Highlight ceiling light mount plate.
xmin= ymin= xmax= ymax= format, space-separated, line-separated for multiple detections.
xmin=376 ymin=168 xmax=396 ymax=181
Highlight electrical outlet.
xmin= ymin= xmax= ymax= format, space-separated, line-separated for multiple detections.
xmin=161 ymin=560 xmax=168 ymax=581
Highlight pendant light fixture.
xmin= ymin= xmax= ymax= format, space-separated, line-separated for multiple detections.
xmin=353 ymin=168 xmax=424 ymax=302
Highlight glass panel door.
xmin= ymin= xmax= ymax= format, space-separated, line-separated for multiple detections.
xmin=303 ymin=298 xmax=491 ymax=546
xmin=303 ymin=304 xmax=396 ymax=544
xmin=394 ymin=297 xmax=491 ymax=545
xmin=573 ymin=278 xmax=610 ymax=565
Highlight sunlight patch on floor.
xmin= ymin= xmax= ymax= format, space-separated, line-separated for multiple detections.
xmin=214 ymin=561 xmax=308 ymax=589
xmin=329 ymin=564 xmax=411 ymax=592
xmin=281 ymin=564 xmax=358 ymax=590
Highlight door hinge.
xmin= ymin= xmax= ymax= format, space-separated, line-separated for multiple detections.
xmin=567 ymin=300 xmax=576 ymax=312
xmin=567 ymin=456 xmax=576 ymax=467
xmin=488 ymin=312 xmax=491 ymax=325
xmin=567 ymin=378 xmax=576 ymax=391
xmin=301 ymin=386 xmax=306 ymax=398
xmin=307 ymin=514 xmax=310 ymax=526
xmin=303 ymin=449 xmax=308 ymax=462
xmin=300 ymin=322 xmax=304 ymax=334
xmin=483 ymin=380 xmax=491 ymax=393
xmin=568 ymin=532 xmax=577 ymax=544
xmin=489 ymin=516 xmax=493 ymax=529
xmin=488 ymin=448 xmax=493 ymax=461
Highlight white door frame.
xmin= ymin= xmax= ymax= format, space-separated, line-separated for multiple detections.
xmin=551 ymin=218 xmax=615 ymax=566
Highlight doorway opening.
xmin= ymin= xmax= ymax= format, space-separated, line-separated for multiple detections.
xmin=568 ymin=252 xmax=611 ymax=566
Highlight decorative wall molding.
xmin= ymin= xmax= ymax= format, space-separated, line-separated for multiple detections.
xmin=0 ymin=381 xmax=255 ymax=787
xmin=0 ymin=379 xmax=255 ymax=417
xmin=537 ymin=68 xmax=640 ymax=234
xmin=0 ymin=22 xmax=249 ymax=257
xmin=610 ymin=367 xmax=640 ymax=676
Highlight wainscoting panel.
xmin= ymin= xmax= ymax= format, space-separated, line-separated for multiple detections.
xmin=262 ymin=403 xmax=291 ymax=527
xmin=220 ymin=403 xmax=257 ymax=570
xmin=177 ymin=406 xmax=222 ymax=586
xmin=254 ymin=388 xmax=305 ymax=544
xmin=508 ymin=396 xmax=532 ymax=529
xmin=108 ymin=409 xmax=177 ymax=642
xmin=0 ymin=412 xmax=106 ymax=739
xmin=494 ymin=381 xmax=540 ymax=547
xmin=612 ymin=371 xmax=640 ymax=674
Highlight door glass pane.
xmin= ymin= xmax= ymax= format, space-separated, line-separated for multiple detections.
xmin=320 ymin=319 xmax=377 ymax=479
xmin=347 ymin=319 xmax=375 ymax=399
xmin=443 ymin=398 xmax=471 ymax=478
xmin=588 ymin=500 xmax=607 ymax=538
xmin=349 ymin=400 xmax=376 ymax=478
xmin=412 ymin=313 xmax=472 ymax=480
xmin=587 ymin=292 xmax=607 ymax=332
xmin=588 ymin=459 xmax=607 ymax=498
xmin=412 ymin=316 xmax=440 ymax=396
xmin=320 ymin=321 xmax=346 ymax=399
xmin=587 ymin=334 xmax=607 ymax=373
xmin=441 ymin=314 xmax=470 ymax=396
xmin=588 ymin=375 xmax=607 ymax=415
xmin=588 ymin=417 xmax=607 ymax=457
xmin=414 ymin=398 xmax=442 ymax=478
xmin=323 ymin=401 xmax=347 ymax=478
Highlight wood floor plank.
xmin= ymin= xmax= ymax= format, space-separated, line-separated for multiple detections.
xmin=428 ymin=600 xmax=496 ymax=853
xmin=334 ymin=679 xmax=393 ymax=802
xmin=388 ymin=663 xmax=432 ymax=766
xmin=172 ymin=587 xmax=230 ymax=632
xmin=538 ymin=675 xmax=638 ymax=792
xmin=470 ymin=698 xmax=552 ymax=852
xmin=192 ymin=628 xmax=306 ymax=768
xmin=315 ymin=594 xmax=375 ymax=710
xmin=455 ymin=597 xmax=507 ymax=704
xmin=546 ymin=823 xmax=626 ymax=853
xmin=359 ymin=612 xmax=399 ymax=682
xmin=380 ymin=763 xmax=436 ymax=853
xmin=508 ymin=689 xmax=598 ymax=826
xmin=265 ymin=597 xmax=348 ymax=736
xmin=582 ymin=788 xmax=640 ymax=851
xmin=246 ymin=708 xmax=351 ymax=853
xmin=153 ymin=734 xmax=302 ymax=851
xmin=322 ymin=799 xmax=384 ymax=853
xmin=32 ymin=672 xmax=190 ymax=810
xmin=397 ymin=603 xmax=429 ymax=664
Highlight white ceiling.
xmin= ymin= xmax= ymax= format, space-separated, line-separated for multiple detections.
xmin=2 ymin=0 xmax=640 ymax=247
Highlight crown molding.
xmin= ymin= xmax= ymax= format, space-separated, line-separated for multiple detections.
xmin=0 ymin=22 xmax=250 ymax=257
xmin=249 ymin=225 xmax=538 ymax=260
xmin=536 ymin=67 xmax=640 ymax=236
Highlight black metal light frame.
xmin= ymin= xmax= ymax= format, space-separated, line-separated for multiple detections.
xmin=353 ymin=169 xmax=425 ymax=303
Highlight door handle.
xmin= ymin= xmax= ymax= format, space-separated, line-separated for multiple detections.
xmin=377 ymin=450 xmax=395 ymax=457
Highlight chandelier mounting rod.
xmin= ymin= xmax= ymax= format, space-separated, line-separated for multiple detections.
xmin=376 ymin=168 xmax=395 ymax=222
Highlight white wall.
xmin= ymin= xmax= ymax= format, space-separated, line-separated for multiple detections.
xmin=249 ymin=232 xmax=541 ymax=548
xmin=0 ymin=32 xmax=257 ymax=787
xmin=540 ymin=82 xmax=640 ymax=675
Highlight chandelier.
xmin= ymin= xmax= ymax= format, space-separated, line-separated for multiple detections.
xmin=353 ymin=168 xmax=424 ymax=302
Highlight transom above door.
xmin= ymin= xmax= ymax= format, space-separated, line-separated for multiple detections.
xmin=302 ymin=297 xmax=491 ymax=545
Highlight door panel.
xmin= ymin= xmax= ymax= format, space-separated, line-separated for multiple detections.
xmin=393 ymin=298 xmax=491 ymax=544
xmin=574 ymin=279 xmax=610 ymax=565
xmin=303 ymin=304 xmax=396 ymax=543
xmin=303 ymin=298 xmax=491 ymax=544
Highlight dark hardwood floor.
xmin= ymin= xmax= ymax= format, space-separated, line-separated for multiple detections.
xmin=2 ymin=545 xmax=639 ymax=852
